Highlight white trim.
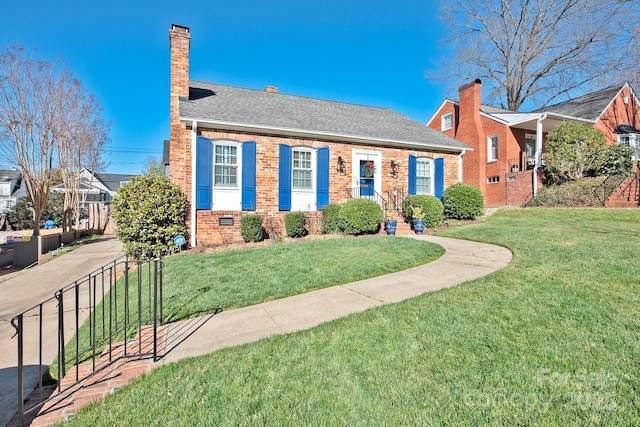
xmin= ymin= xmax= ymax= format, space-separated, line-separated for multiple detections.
xmin=190 ymin=121 xmax=197 ymax=247
xmin=351 ymin=149 xmax=382 ymax=199
xmin=595 ymin=83 xmax=628 ymax=123
xmin=458 ymin=149 xmax=465 ymax=182
xmin=426 ymin=99 xmax=456 ymax=127
xmin=487 ymin=134 xmax=499 ymax=162
xmin=180 ymin=116 xmax=467 ymax=154
xmin=441 ymin=112 xmax=453 ymax=131
xmin=415 ymin=157 xmax=435 ymax=195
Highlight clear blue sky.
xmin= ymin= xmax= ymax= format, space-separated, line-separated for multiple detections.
xmin=1 ymin=0 xmax=452 ymax=175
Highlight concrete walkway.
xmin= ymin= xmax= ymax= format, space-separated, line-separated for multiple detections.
xmin=0 ymin=236 xmax=123 ymax=427
xmin=161 ymin=235 xmax=512 ymax=362
xmin=14 ymin=235 xmax=512 ymax=426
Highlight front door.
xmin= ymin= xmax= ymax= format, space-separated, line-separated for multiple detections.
xmin=351 ymin=149 xmax=381 ymax=199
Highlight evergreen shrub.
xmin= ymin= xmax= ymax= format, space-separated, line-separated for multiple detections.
xmin=338 ymin=198 xmax=383 ymax=235
xmin=441 ymin=183 xmax=484 ymax=220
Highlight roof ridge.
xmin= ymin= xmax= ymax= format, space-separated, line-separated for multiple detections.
xmin=188 ymin=80 xmax=395 ymax=112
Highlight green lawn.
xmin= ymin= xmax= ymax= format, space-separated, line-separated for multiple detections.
xmin=53 ymin=236 xmax=443 ymax=378
xmin=64 ymin=209 xmax=640 ymax=426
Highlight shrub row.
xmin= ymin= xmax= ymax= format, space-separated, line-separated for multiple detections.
xmin=241 ymin=183 xmax=484 ymax=242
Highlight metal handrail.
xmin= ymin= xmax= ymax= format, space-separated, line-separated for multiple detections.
xmin=10 ymin=252 xmax=164 ymax=426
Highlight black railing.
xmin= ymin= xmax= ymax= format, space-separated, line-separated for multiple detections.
xmin=346 ymin=186 xmax=389 ymax=211
xmin=10 ymin=253 xmax=164 ymax=426
xmin=595 ymin=174 xmax=629 ymax=206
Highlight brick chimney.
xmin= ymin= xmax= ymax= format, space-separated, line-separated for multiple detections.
xmin=169 ymin=24 xmax=190 ymax=127
xmin=264 ymin=86 xmax=278 ymax=93
xmin=456 ymin=79 xmax=485 ymax=191
xmin=168 ymin=24 xmax=191 ymax=191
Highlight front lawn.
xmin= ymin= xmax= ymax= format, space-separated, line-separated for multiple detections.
xmin=52 ymin=236 xmax=443 ymax=378
xmin=65 ymin=209 xmax=640 ymax=425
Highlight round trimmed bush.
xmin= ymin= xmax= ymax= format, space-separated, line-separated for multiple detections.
xmin=338 ymin=198 xmax=383 ymax=235
xmin=112 ymin=174 xmax=187 ymax=257
xmin=410 ymin=195 xmax=444 ymax=227
xmin=441 ymin=183 xmax=484 ymax=220
xmin=321 ymin=203 xmax=342 ymax=234
xmin=285 ymin=211 xmax=307 ymax=238
xmin=240 ymin=214 xmax=264 ymax=242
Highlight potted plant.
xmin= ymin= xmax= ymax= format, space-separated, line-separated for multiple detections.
xmin=384 ymin=209 xmax=398 ymax=236
xmin=412 ymin=206 xmax=426 ymax=235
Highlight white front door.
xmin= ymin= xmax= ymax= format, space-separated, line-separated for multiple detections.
xmin=351 ymin=149 xmax=382 ymax=199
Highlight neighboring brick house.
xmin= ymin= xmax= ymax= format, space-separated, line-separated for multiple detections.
xmin=168 ymin=24 xmax=469 ymax=246
xmin=427 ymin=79 xmax=640 ymax=206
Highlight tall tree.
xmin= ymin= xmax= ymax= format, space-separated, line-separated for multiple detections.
xmin=57 ymin=86 xmax=110 ymax=230
xmin=0 ymin=45 xmax=109 ymax=235
xmin=436 ymin=0 xmax=640 ymax=111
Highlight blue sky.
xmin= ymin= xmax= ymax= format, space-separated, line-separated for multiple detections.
xmin=2 ymin=0 xmax=452 ymax=175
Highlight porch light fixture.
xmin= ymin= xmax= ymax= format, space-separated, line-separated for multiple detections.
xmin=337 ymin=156 xmax=346 ymax=174
xmin=390 ymin=160 xmax=400 ymax=176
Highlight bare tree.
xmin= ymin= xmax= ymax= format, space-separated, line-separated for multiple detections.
xmin=435 ymin=0 xmax=640 ymax=111
xmin=57 ymin=88 xmax=110 ymax=230
xmin=0 ymin=46 xmax=63 ymax=235
xmin=0 ymin=45 xmax=109 ymax=235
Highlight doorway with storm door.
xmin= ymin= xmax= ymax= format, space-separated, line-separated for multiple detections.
xmin=352 ymin=149 xmax=381 ymax=201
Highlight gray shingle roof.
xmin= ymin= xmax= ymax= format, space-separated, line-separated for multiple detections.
xmin=180 ymin=81 xmax=469 ymax=151
xmin=94 ymin=173 xmax=135 ymax=192
xmin=532 ymin=84 xmax=624 ymax=121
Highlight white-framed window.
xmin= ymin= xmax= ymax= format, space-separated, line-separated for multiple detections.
xmin=441 ymin=112 xmax=453 ymax=131
xmin=416 ymin=158 xmax=434 ymax=195
xmin=488 ymin=135 xmax=499 ymax=162
xmin=292 ymin=148 xmax=313 ymax=189
xmin=619 ymin=134 xmax=640 ymax=160
xmin=214 ymin=143 xmax=238 ymax=187
xmin=487 ymin=176 xmax=500 ymax=183
xmin=525 ymin=134 xmax=536 ymax=168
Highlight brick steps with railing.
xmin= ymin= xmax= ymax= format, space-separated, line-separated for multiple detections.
xmin=605 ymin=175 xmax=640 ymax=208
xmin=30 ymin=325 xmax=166 ymax=427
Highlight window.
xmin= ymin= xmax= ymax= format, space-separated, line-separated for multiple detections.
xmin=292 ymin=149 xmax=312 ymax=189
xmin=441 ymin=112 xmax=453 ymax=131
xmin=487 ymin=176 xmax=500 ymax=183
xmin=488 ymin=135 xmax=499 ymax=162
xmin=619 ymin=134 xmax=640 ymax=160
xmin=525 ymin=134 xmax=536 ymax=168
xmin=416 ymin=158 xmax=433 ymax=194
xmin=214 ymin=143 xmax=238 ymax=187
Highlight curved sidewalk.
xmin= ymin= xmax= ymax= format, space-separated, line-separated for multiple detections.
xmin=161 ymin=235 xmax=513 ymax=363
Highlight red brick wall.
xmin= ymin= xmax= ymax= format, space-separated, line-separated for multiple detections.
xmin=595 ymin=84 xmax=640 ymax=144
xmin=184 ymin=129 xmax=461 ymax=245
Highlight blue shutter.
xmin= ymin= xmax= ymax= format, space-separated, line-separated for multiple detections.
xmin=408 ymin=155 xmax=417 ymax=195
xmin=279 ymin=144 xmax=292 ymax=211
xmin=195 ymin=136 xmax=212 ymax=209
xmin=316 ymin=147 xmax=329 ymax=209
xmin=241 ymin=141 xmax=256 ymax=210
xmin=435 ymin=157 xmax=445 ymax=199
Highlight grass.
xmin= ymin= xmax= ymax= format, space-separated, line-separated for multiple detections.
xmin=52 ymin=236 xmax=443 ymax=378
xmin=63 ymin=209 xmax=640 ymax=425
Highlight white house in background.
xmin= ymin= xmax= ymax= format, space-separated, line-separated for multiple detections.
xmin=49 ymin=169 xmax=135 ymax=208
xmin=0 ymin=169 xmax=28 ymax=213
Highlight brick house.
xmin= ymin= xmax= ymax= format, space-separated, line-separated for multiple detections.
xmin=427 ymin=79 xmax=640 ymax=206
xmin=168 ymin=25 xmax=469 ymax=246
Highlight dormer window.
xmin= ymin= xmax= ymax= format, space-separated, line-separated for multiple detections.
xmin=441 ymin=112 xmax=453 ymax=131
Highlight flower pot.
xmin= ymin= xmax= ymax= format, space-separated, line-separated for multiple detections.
xmin=413 ymin=219 xmax=426 ymax=235
xmin=385 ymin=220 xmax=397 ymax=236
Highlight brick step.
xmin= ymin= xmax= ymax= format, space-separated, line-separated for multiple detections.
xmin=605 ymin=176 xmax=639 ymax=207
